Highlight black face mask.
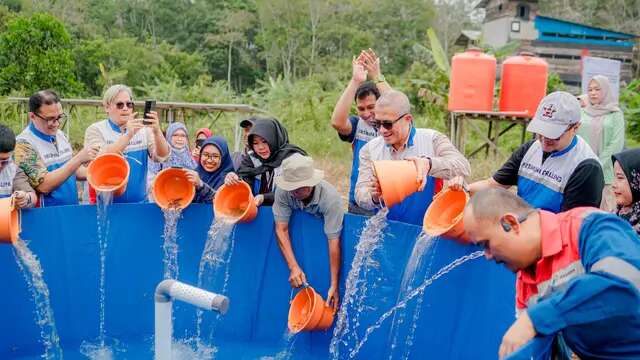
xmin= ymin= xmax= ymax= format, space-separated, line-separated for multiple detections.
xmin=195 ymin=139 xmax=205 ymax=148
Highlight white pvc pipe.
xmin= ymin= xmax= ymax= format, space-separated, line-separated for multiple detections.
xmin=154 ymin=280 xmax=229 ymax=360
xmin=154 ymin=300 xmax=172 ymax=360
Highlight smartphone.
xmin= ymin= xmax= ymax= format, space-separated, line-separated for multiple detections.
xmin=143 ymin=100 xmax=156 ymax=125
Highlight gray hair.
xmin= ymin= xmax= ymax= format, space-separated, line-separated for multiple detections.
xmin=467 ymin=188 xmax=532 ymax=222
xmin=102 ymin=84 xmax=133 ymax=107
xmin=376 ymin=90 xmax=411 ymax=115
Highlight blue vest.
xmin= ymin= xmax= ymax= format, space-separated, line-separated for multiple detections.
xmin=348 ymin=116 xmax=377 ymax=206
xmin=365 ymin=127 xmax=442 ymax=226
xmin=89 ymin=119 xmax=152 ymax=203
xmin=17 ymin=123 xmax=77 ymax=206
xmin=517 ymin=136 xmax=598 ymax=213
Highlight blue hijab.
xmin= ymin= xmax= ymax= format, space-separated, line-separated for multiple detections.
xmin=197 ymin=136 xmax=234 ymax=190
xmin=150 ymin=122 xmax=196 ymax=173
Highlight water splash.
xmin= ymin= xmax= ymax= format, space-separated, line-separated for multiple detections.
xmin=348 ymin=251 xmax=485 ymax=358
xmin=330 ymin=208 xmax=389 ymax=359
xmin=260 ymin=331 xmax=297 ymax=360
xmin=12 ymin=239 xmax=63 ymax=359
xmin=162 ymin=208 xmax=182 ymax=279
xmin=95 ymin=191 xmax=113 ymax=351
xmin=195 ymin=218 xmax=236 ymax=344
xmin=388 ymin=233 xmax=438 ymax=359
xmin=169 ymin=337 xmax=217 ymax=360
xmin=79 ymin=338 xmax=124 ymax=360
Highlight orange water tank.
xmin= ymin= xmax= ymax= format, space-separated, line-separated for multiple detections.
xmin=448 ymin=49 xmax=496 ymax=112
xmin=499 ymin=53 xmax=548 ymax=117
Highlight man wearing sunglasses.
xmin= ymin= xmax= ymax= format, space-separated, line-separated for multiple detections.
xmin=0 ymin=124 xmax=36 ymax=209
xmin=84 ymin=84 xmax=170 ymax=203
xmin=462 ymin=92 xmax=604 ymax=214
xmin=332 ymin=49 xmax=391 ymax=216
xmin=464 ymin=188 xmax=640 ymax=359
xmin=354 ymin=90 xmax=470 ymax=225
xmin=14 ymin=90 xmax=99 ymax=207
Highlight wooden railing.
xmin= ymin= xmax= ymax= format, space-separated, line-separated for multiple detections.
xmin=4 ymin=97 xmax=267 ymax=151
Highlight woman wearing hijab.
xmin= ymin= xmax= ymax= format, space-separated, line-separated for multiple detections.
xmin=192 ymin=127 xmax=213 ymax=162
xmin=578 ymin=75 xmax=625 ymax=211
xmin=224 ymin=117 xmax=306 ymax=207
xmin=149 ymin=122 xmax=197 ymax=174
xmin=147 ymin=122 xmax=197 ymax=201
xmin=612 ymin=148 xmax=640 ymax=235
xmin=185 ymin=136 xmax=235 ymax=204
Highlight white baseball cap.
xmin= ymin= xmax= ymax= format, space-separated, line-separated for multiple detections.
xmin=526 ymin=91 xmax=581 ymax=139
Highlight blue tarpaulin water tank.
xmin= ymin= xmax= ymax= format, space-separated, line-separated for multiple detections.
xmin=0 ymin=204 xmax=517 ymax=359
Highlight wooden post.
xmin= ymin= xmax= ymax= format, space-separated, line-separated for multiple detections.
xmin=486 ymin=120 xmax=493 ymax=157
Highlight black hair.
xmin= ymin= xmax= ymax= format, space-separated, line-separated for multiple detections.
xmin=0 ymin=124 xmax=16 ymax=153
xmin=355 ymin=82 xmax=380 ymax=102
xmin=28 ymin=90 xmax=60 ymax=113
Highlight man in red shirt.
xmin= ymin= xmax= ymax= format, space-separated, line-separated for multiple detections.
xmin=463 ymin=188 xmax=640 ymax=359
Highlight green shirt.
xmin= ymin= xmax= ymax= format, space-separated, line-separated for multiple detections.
xmin=578 ymin=110 xmax=625 ymax=184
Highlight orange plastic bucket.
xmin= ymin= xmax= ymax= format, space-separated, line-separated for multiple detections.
xmin=288 ymin=286 xmax=335 ymax=333
xmin=213 ymin=182 xmax=257 ymax=223
xmin=87 ymin=153 xmax=130 ymax=197
xmin=152 ymin=168 xmax=196 ymax=210
xmin=422 ymin=188 xmax=470 ymax=242
xmin=0 ymin=196 xmax=20 ymax=244
xmin=372 ymin=160 xmax=420 ymax=208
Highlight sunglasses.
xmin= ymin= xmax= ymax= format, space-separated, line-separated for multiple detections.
xmin=114 ymin=101 xmax=134 ymax=110
xmin=373 ymin=113 xmax=407 ymax=131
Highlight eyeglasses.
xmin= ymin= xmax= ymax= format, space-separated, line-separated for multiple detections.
xmin=372 ymin=113 xmax=407 ymax=131
xmin=114 ymin=101 xmax=134 ymax=110
xmin=0 ymin=158 xmax=11 ymax=166
xmin=201 ymin=153 xmax=221 ymax=161
xmin=34 ymin=112 xmax=67 ymax=124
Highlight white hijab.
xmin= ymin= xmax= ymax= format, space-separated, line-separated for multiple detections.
xmin=584 ymin=75 xmax=622 ymax=154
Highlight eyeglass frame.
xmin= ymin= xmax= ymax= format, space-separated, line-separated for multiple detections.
xmin=372 ymin=113 xmax=408 ymax=131
xmin=33 ymin=112 xmax=68 ymax=129
xmin=201 ymin=152 xmax=221 ymax=161
xmin=33 ymin=112 xmax=67 ymax=123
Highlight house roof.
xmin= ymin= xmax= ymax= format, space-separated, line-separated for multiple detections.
xmin=536 ymin=15 xmax=638 ymax=38
xmin=461 ymin=30 xmax=482 ymax=41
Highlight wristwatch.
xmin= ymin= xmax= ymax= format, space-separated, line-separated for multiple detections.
xmin=374 ymin=74 xmax=386 ymax=84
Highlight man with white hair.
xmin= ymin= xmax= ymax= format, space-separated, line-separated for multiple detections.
xmin=272 ymin=153 xmax=343 ymax=311
xmin=463 ymin=91 xmax=604 ymax=213
xmin=354 ymin=89 xmax=470 ymax=225
xmin=84 ymin=84 xmax=170 ymax=203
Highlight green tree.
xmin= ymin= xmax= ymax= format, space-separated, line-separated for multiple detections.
xmin=73 ymin=36 xmax=208 ymax=96
xmin=0 ymin=13 xmax=81 ymax=95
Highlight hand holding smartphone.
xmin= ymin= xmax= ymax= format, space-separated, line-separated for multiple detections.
xmin=143 ymin=100 xmax=156 ymax=125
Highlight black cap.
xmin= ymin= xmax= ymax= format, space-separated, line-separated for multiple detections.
xmin=240 ymin=119 xmax=254 ymax=128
